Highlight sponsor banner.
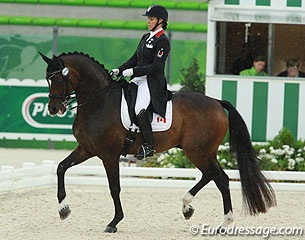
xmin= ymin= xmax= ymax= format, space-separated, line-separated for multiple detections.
xmin=0 ymin=80 xmax=75 ymax=140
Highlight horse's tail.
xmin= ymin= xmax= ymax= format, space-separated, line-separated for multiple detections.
xmin=219 ymin=100 xmax=277 ymax=215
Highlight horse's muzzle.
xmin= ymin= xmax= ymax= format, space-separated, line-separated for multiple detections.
xmin=48 ymin=102 xmax=67 ymax=116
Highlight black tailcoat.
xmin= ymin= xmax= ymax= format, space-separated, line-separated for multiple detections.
xmin=118 ymin=30 xmax=172 ymax=118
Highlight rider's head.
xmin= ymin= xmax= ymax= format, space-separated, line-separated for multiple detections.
xmin=142 ymin=5 xmax=168 ymax=31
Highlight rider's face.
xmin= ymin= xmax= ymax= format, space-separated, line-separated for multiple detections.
xmin=147 ymin=16 xmax=162 ymax=31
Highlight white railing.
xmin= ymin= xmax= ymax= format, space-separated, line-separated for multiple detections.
xmin=1 ymin=161 xmax=305 ymax=192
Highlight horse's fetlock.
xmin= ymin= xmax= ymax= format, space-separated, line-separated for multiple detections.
xmin=57 ymin=193 xmax=66 ymax=203
xmin=182 ymin=192 xmax=194 ymax=205
xmin=116 ymin=213 xmax=124 ymax=221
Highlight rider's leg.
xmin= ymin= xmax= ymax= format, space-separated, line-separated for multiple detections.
xmin=131 ymin=77 xmax=154 ymax=159
xmin=134 ymin=109 xmax=154 ymax=159
xmin=127 ymin=82 xmax=138 ymax=124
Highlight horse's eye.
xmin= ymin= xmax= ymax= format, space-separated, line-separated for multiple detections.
xmin=52 ymin=77 xmax=61 ymax=84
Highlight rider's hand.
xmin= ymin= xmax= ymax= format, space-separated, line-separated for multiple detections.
xmin=122 ymin=68 xmax=134 ymax=77
xmin=110 ymin=68 xmax=120 ymax=77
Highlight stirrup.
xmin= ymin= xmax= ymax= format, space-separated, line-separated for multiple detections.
xmin=134 ymin=145 xmax=154 ymax=160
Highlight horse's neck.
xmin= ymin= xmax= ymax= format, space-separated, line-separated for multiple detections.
xmin=63 ymin=54 xmax=114 ymax=110
xmin=70 ymin=58 xmax=110 ymax=97
xmin=75 ymin=74 xmax=110 ymax=104
xmin=75 ymin=81 xmax=121 ymax=120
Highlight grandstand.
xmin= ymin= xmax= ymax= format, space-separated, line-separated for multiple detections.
xmin=0 ymin=1 xmax=207 ymax=40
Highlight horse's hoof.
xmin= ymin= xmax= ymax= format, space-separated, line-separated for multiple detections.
xmin=183 ymin=205 xmax=194 ymax=219
xmin=104 ymin=225 xmax=117 ymax=233
xmin=59 ymin=205 xmax=71 ymax=220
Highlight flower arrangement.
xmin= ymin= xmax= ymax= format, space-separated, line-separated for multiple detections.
xmin=152 ymin=128 xmax=305 ymax=171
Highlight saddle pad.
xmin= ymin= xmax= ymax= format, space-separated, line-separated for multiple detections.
xmin=120 ymin=90 xmax=172 ymax=132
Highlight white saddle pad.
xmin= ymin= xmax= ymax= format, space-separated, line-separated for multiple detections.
xmin=120 ymin=90 xmax=172 ymax=132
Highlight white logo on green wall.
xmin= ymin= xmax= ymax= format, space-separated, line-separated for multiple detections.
xmin=22 ymin=93 xmax=76 ymax=129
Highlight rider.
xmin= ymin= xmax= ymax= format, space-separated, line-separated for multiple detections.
xmin=111 ymin=4 xmax=172 ymax=159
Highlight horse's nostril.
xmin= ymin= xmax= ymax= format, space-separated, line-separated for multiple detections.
xmin=48 ymin=105 xmax=58 ymax=115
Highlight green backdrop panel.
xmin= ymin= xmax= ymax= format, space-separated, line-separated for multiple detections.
xmin=0 ymin=34 xmax=206 ymax=85
xmin=0 ymin=85 xmax=75 ymax=135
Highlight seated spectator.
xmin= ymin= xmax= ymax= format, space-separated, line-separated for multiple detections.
xmin=277 ymin=59 xmax=305 ymax=78
xmin=239 ymin=55 xmax=268 ymax=76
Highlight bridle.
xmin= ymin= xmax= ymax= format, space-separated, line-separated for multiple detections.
xmin=46 ymin=59 xmax=77 ymax=110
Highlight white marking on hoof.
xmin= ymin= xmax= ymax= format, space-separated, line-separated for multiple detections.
xmin=182 ymin=192 xmax=194 ymax=213
xmin=58 ymin=199 xmax=69 ymax=212
xmin=219 ymin=210 xmax=234 ymax=228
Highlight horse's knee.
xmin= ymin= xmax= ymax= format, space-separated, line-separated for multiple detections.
xmin=57 ymin=163 xmax=66 ymax=176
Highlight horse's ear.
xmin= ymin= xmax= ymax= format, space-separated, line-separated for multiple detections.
xmin=39 ymin=52 xmax=51 ymax=64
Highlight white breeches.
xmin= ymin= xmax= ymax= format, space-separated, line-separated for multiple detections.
xmin=131 ymin=76 xmax=151 ymax=115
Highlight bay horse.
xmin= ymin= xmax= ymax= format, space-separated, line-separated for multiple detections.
xmin=39 ymin=52 xmax=276 ymax=233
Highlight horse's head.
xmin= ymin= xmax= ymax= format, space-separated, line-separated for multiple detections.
xmin=39 ymin=52 xmax=77 ymax=116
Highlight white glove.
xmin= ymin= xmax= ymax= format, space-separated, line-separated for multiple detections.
xmin=122 ymin=68 xmax=134 ymax=77
xmin=110 ymin=68 xmax=120 ymax=77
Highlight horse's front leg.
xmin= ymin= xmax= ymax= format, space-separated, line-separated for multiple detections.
xmin=57 ymin=145 xmax=92 ymax=220
xmin=103 ymin=159 xmax=123 ymax=233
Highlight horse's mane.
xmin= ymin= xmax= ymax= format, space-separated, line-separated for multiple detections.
xmin=59 ymin=51 xmax=112 ymax=79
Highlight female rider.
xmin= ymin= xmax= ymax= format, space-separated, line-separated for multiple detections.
xmin=111 ymin=4 xmax=172 ymax=159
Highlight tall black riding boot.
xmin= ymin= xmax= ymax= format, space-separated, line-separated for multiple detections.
xmin=134 ymin=109 xmax=154 ymax=160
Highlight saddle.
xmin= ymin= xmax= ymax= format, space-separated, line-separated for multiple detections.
xmin=119 ymin=78 xmax=172 ymax=156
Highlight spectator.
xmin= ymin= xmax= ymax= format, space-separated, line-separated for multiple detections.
xmin=239 ymin=55 xmax=268 ymax=76
xmin=277 ymin=59 xmax=305 ymax=78
xmin=233 ymin=34 xmax=265 ymax=75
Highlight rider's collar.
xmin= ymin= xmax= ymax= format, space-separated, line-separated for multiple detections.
xmin=147 ymin=28 xmax=164 ymax=42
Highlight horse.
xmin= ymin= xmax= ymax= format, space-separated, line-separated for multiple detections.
xmin=39 ymin=51 xmax=276 ymax=233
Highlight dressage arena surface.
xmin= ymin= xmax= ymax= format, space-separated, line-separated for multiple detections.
xmin=1 ymin=148 xmax=305 ymax=240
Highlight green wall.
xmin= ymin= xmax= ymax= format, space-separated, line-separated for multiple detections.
xmin=0 ymin=34 xmax=206 ymax=85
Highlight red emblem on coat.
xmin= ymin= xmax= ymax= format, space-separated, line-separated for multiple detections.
xmin=157 ymin=48 xmax=164 ymax=58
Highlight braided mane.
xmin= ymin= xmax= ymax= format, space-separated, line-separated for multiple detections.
xmin=59 ymin=51 xmax=111 ymax=78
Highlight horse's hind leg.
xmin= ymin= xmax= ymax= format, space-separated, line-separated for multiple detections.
xmin=182 ymin=161 xmax=219 ymax=219
xmin=213 ymin=166 xmax=233 ymax=228
xmin=57 ymin=146 xmax=93 ymax=220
